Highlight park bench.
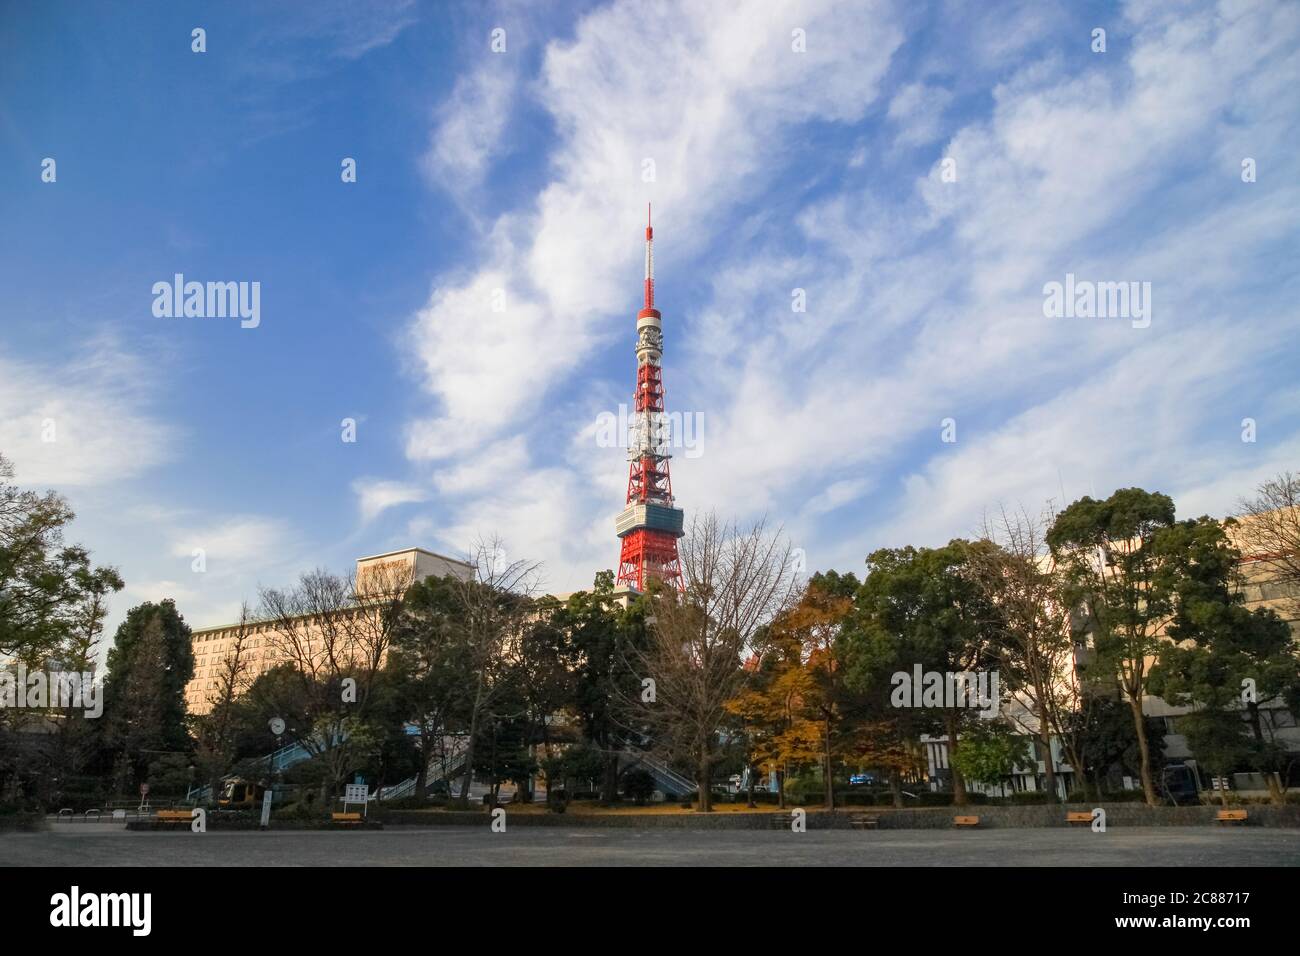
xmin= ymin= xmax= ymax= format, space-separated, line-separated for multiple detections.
xmin=1215 ymin=809 xmax=1247 ymax=824
xmin=331 ymin=812 xmax=364 ymax=826
xmin=153 ymin=810 xmax=192 ymax=829
xmin=1066 ymin=811 xmax=1094 ymax=825
xmin=953 ymin=815 xmax=980 ymax=828
xmin=846 ymin=812 xmax=880 ymax=830
xmin=768 ymin=811 xmax=798 ymax=830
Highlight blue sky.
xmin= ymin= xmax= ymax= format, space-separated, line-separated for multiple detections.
xmin=1 ymin=0 xmax=1297 ymax=638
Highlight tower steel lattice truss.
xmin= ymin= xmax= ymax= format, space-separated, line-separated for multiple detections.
xmin=615 ymin=206 xmax=684 ymax=591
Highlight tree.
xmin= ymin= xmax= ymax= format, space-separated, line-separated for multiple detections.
xmin=727 ymin=625 xmax=804 ymax=809
xmin=536 ymin=571 xmax=647 ymax=803
xmin=444 ymin=539 xmax=539 ymax=806
xmin=1071 ymin=696 xmax=1167 ymax=798
xmin=968 ymin=507 xmax=1080 ymax=802
xmin=950 ymin=721 xmax=1030 ymax=795
xmin=192 ymin=603 xmax=254 ymax=806
xmin=0 ymin=452 xmax=123 ymax=665
xmin=735 ymin=574 xmax=856 ymax=810
xmin=848 ymin=541 xmax=999 ymax=806
xmin=100 ymin=600 xmax=195 ymax=793
xmin=1236 ymin=472 xmax=1300 ymax=610
xmin=1047 ymin=488 xmax=1178 ymax=807
xmin=0 ymin=453 xmax=123 ymax=806
xmin=388 ymin=574 xmax=474 ymax=803
xmin=627 ymin=514 xmax=798 ymax=812
xmin=257 ymin=560 xmax=412 ymax=805
xmin=840 ymin=602 xmax=933 ymax=809
xmin=1149 ymin=516 xmax=1298 ymax=805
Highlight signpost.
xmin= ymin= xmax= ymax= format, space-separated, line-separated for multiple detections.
xmin=260 ymin=790 xmax=272 ymax=830
xmin=342 ymin=783 xmax=369 ymax=819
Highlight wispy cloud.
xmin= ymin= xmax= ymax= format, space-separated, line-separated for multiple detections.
xmin=0 ymin=336 xmax=176 ymax=488
xmin=352 ymin=478 xmax=430 ymax=522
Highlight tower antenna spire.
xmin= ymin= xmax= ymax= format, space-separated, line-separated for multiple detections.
xmin=643 ymin=202 xmax=654 ymax=310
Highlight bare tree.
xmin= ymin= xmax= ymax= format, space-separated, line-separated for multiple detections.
xmin=445 ymin=538 xmax=540 ymax=806
xmin=1236 ymin=472 xmax=1300 ymax=611
xmin=256 ymin=561 xmax=413 ymax=805
xmin=194 ymin=603 xmax=254 ymax=806
xmin=969 ymin=506 xmax=1090 ymax=801
xmin=626 ymin=513 xmax=798 ymax=812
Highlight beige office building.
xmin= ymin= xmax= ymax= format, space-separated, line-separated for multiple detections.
xmin=184 ymin=547 xmax=473 ymax=715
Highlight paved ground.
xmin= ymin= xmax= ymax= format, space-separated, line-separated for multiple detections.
xmin=4 ymin=824 xmax=1298 ymax=866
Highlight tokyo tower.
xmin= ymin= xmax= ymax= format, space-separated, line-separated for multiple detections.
xmin=614 ymin=206 xmax=684 ymax=591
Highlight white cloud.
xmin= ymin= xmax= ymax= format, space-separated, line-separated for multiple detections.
xmin=352 ymin=479 xmax=430 ymax=522
xmin=887 ymin=82 xmax=953 ymax=147
xmin=169 ymin=516 xmax=290 ymax=566
xmin=0 ymin=338 xmax=175 ymax=488
xmin=406 ymin=0 xmax=903 ymax=454
xmin=424 ymin=65 xmax=521 ymax=193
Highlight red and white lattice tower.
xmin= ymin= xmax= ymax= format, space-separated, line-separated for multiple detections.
xmin=614 ymin=206 xmax=684 ymax=591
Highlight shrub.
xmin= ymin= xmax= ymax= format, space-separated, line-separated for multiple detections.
xmin=378 ymin=796 xmax=446 ymax=811
xmin=827 ymin=792 xmax=875 ymax=806
xmin=917 ymin=792 xmax=954 ymax=807
xmin=622 ymin=768 xmax=656 ymax=805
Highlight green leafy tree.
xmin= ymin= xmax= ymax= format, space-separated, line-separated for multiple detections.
xmin=388 ymin=574 xmax=474 ymax=802
xmin=949 ymin=721 xmax=1030 ymax=795
xmin=100 ymin=600 xmax=195 ymax=792
xmin=1048 ymin=488 xmax=1179 ymax=807
xmin=538 ymin=570 xmax=647 ymax=803
xmin=1070 ymin=696 xmax=1167 ymax=798
xmin=1149 ymin=516 xmax=1298 ymax=804
xmin=846 ymin=541 xmax=1000 ymax=805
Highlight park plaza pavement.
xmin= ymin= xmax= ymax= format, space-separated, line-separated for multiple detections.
xmin=3 ymin=824 xmax=1298 ymax=867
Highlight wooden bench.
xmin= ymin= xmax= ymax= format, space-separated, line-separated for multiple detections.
xmin=332 ymin=812 xmax=364 ymax=826
xmin=153 ymin=810 xmax=192 ymax=829
xmin=1066 ymin=811 xmax=1094 ymax=825
xmin=953 ymin=815 xmax=980 ymax=828
xmin=846 ymin=812 xmax=880 ymax=830
xmin=1215 ymin=809 xmax=1247 ymax=824
xmin=768 ymin=811 xmax=798 ymax=830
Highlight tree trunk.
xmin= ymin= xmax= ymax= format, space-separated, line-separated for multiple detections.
xmin=1037 ymin=701 xmax=1059 ymax=803
xmin=415 ymin=729 xmax=431 ymax=804
xmin=945 ymin=713 xmax=968 ymax=806
xmin=823 ymin=720 xmax=835 ymax=811
xmin=697 ymin=751 xmax=712 ymax=812
xmin=746 ymin=763 xmax=757 ymax=809
xmin=1127 ymin=694 xmax=1158 ymax=807
xmin=601 ymin=752 xmax=620 ymax=804
xmin=1245 ymin=703 xmax=1285 ymax=806
xmin=1040 ymin=728 xmax=1060 ymax=806
xmin=459 ymin=729 xmax=477 ymax=804
xmin=1062 ymin=743 xmax=1089 ymax=802
xmin=777 ymin=765 xmax=786 ymax=810
xmin=889 ymin=770 xmax=903 ymax=809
